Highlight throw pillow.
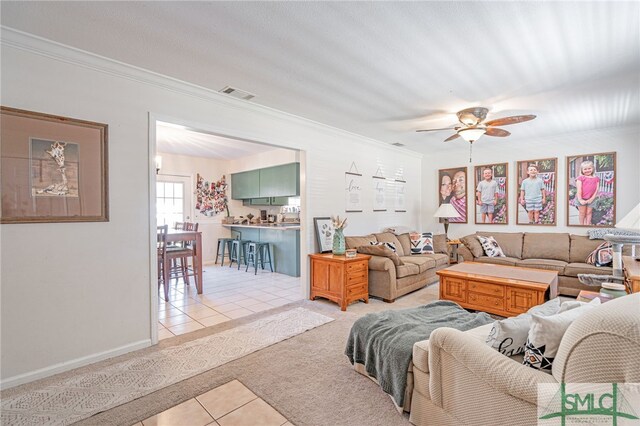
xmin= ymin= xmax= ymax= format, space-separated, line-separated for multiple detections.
xmin=370 ymin=241 xmax=397 ymax=252
xmin=485 ymin=298 xmax=561 ymax=356
xmin=477 ymin=235 xmax=506 ymax=258
xmin=523 ymin=298 xmax=601 ymax=371
xmin=357 ymin=245 xmax=404 ymax=266
xmin=586 ymin=241 xmax=613 ymax=267
xmin=460 ymin=235 xmax=484 ymax=258
xmin=432 ymin=234 xmax=448 ymax=254
xmin=409 ymin=232 xmax=434 ymax=255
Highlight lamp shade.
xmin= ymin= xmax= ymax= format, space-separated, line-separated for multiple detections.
xmin=457 ymin=127 xmax=486 ymax=142
xmin=433 ymin=203 xmax=461 ymax=219
xmin=615 ymin=203 xmax=640 ymax=231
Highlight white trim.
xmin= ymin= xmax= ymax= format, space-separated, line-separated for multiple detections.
xmin=0 ymin=26 xmax=422 ymax=158
xmin=148 ymin=113 xmax=159 ymax=345
xmin=0 ymin=339 xmax=151 ymax=390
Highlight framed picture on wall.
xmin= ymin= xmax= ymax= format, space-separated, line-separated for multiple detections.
xmin=1 ymin=106 xmax=109 ymax=224
xmin=566 ymin=152 xmax=616 ymax=227
xmin=313 ymin=217 xmax=334 ymax=253
xmin=474 ymin=163 xmax=508 ymax=224
xmin=438 ymin=167 xmax=467 ymax=223
xmin=515 ymin=158 xmax=557 ymax=226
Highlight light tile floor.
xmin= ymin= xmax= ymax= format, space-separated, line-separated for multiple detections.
xmin=136 ymin=379 xmax=293 ymax=426
xmin=158 ymin=263 xmax=302 ymax=339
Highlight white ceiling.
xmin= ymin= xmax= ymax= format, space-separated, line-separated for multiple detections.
xmin=3 ymin=2 xmax=639 ymax=154
xmin=156 ymin=122 xmax=278 ymax=160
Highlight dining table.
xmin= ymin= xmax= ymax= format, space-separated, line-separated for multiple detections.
xmin=165 ymin=228 xmax=203 ymax=294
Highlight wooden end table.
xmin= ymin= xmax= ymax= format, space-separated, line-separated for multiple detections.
xmin=623 ymin=256 xmax=640 ymax=293
xmin=309 ymin=253 xmax=370 ymax=311
xmin=447 ymin=239 xmax=462 ymax=264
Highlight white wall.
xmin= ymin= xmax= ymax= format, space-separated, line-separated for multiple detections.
xmin=422 ymin=126 xmax=640 ymax=239
xmin=0 ymin=29 xmax=422 ymax=385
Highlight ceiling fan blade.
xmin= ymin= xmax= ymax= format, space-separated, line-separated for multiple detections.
xmin=484 ymin=115 xmax=536 ymax=127
xmin=485 ymin=127 xmax=511 ymax=137
xmin=416 ymin=127 xmax=456 ymax=133
xmin=444 ymin=133 xmax=460 ymax=142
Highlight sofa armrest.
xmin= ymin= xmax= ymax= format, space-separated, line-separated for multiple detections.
xmin=457 ymin=245 xmax=473 ymax=262
xmin=367 ymin=255 xmax=395 ymax=272
xmin=428 ymin=328 xmax=557 ymax=408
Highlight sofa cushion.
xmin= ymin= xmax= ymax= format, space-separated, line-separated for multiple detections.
xmin=396 ymin=263 xmax=420 ymax=278
xmin=357 ymin=245 xmax=403 ymax=266
xmin=475 ymin=256 xmax=519 ymax=266
xmin=523 ymin=233 xmax=570 ymax=263
xmin=516 ymin=259 xmax=567 ymax=273
xmin=345 ymin=234 xmax=377 ymax=250
xmin=433 ymin=234 xmax=448 ymax=254
xmin=569 ymin=234 xmax=604 ymax=263
xmin=477 ymin=232 xmax=524 ymax=259
xmin=586 ymin=242 xmax=613 ymax=267
xmin=367 ymin=256 xmax=394 ymax=272
xmin=409 ymin=232 xmax=435 ymax=255
xmin=420 ymin=253 xmax=449 ymax=267
xmin=400 ymin=256 xmax=436 ymax=273
xmin=396 ymin=233 xmax=412 ymax=256
xmin=370 ymin=241 xmax=398 ymax=252
xmin=524 ymin=298 xmax=601 ymax=371
xmin=477 ymin=235 xmax=506 ymax=257
xmin=374 ymin=232 xmax=405 ymax=256
xmin=461 ymin=235 xmax=484 ymax=258
xmin=563 ymin=262 xmax=613 ymax=277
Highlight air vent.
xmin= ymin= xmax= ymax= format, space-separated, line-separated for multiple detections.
xmin=391 ymin=142 xmax=405 ymax=147
xmin=219 ymin=86 xmax=256 ymax=101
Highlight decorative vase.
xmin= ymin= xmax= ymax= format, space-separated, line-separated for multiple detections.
xmin=332 ymin=228 xmax=346 ymax=255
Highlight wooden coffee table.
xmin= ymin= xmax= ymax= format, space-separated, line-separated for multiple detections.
xmin=437 ymin=262 xmax=558 ymax=317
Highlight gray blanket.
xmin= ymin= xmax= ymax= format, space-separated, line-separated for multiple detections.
xmin=345 ymin=300 xmax=493 ymax=407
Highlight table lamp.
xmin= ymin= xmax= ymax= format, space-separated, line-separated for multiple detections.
xmin=614 ymin=202 xmax=640 ymax=261
xmin=433 ymin=203 xmax=461 ymax=239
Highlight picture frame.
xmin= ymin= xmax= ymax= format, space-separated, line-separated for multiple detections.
xmin=313 ymin=217 xmax=334 ymax=253
xmin=438 ymin=167 xmax=467 ymax=223
xmin=1 ymin=106 xmax=109 ymax=224
xmin=516 ymin=158 xmax=557 ymax=226
xmin=566 ymin=152 xmax=616 ymax=227
xmin=474 ymin=162 xmax=508 ymax=225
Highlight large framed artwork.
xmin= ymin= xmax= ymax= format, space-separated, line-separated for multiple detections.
xmin=566 ymin=152 xmax=616 ymax=227
xmin=438 ymin=167 xmax=467 ymax=223
xmin=474 ymin=163 xmax=508 ymax=224
xmin=1 ymin=107 xmax=109 ymax=223
xmin=516 ymin=158 xmax=557 ymax=226
xmin=313 ymin=217 xmax=334 ymax=253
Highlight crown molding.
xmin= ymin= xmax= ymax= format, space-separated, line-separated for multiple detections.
xmin=1 ymin=26 xmax=421 ymax=158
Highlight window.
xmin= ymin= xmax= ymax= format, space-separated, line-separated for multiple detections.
xmin=156 ymin=181 xmax=185 ymax=226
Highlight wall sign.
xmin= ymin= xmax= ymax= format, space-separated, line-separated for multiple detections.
xmin=345 ymin=162 xmax=363 ymax=212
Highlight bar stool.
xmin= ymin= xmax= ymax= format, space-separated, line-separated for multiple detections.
xmin=245 ymin=242 xmax=273 ymax=275
xmin=229 ymin=239 xmax=251 ymax=269
xmin=215 ymin=238 xmax=234 ymax=266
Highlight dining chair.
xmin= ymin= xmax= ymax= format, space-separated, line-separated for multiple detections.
xmin=157 ymin=224 xmax=169 ymax=301
xmin=167 ymin=222 xmax=199 ymax=286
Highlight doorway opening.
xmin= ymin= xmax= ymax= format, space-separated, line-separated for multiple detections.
xmin=150 ymin=116 xmax=306 ymax=343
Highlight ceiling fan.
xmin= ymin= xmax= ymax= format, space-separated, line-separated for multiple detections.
xmin=416 ymin=107 xmax=536 ymax=161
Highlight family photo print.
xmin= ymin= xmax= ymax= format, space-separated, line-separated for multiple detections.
xmin=474 ymin=163 xmax=508 ymax=224
xmin=438 ymin=167 xmax=467 ymax=223
xmin=516 ymin=158 xmax=557 ymax=226
xmin=566 ymin=152 xmax=616 ymax=227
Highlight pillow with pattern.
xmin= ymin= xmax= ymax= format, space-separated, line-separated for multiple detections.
xmin=409 ymin=232 xmax=434 ymax=255
xmin=586 ymin=241 xmax=613 ymax=267
xmin=370 ymin=241 xmax=397 ymax=253
xmin=477 ymin=235 xmax=505 ymax=257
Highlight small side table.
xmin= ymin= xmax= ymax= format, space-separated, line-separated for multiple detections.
xmin=447 ymin=239 xmax=462 ymax=264
xmin=309 ymin=253 xmax=370 ymax=311
xmin=576 ymin=290 xmax=614 ymax=304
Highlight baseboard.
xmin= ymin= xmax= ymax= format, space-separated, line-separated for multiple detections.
xmin=0 ymin=339 xmax=152 ymax=390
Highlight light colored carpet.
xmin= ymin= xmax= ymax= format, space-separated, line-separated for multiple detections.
xmin=0 ymin=308 xmax=333 ymax=426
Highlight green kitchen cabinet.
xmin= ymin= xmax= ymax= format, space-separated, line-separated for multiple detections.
xmin=244 ymin=196 xmax=290 ymax=206
xmin=231 ymin=170 xmax=260 ymax=199
xmin=259 ymin=163 xmax=300 ymax=197
xmin=229 ymin=227 xmax=300 ymax=277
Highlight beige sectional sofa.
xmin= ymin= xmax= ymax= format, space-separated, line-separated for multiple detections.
xmin=457 ymin=231 xmax=623 ymax=296
xmin=409 ymin=293 xmax=640 ymax=426
xmin=345 ymin=232 xmax=449 ymax=302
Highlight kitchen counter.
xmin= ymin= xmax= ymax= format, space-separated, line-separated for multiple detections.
xmin=222 ymin=223 xmax=300 ymax=231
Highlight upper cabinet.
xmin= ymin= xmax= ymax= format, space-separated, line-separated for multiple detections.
xmin=231 ymin=170 xmax=260 ymax=199
xmin=231 ymin=163 xmax=299 ymax=200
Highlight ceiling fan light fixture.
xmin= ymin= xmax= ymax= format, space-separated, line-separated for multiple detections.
xmin=457 ymin=127 xmax=486 ymax=143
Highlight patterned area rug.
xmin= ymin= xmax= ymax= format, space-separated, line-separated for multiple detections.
xmin=1 ymin=307 xmax=333 ymax=426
